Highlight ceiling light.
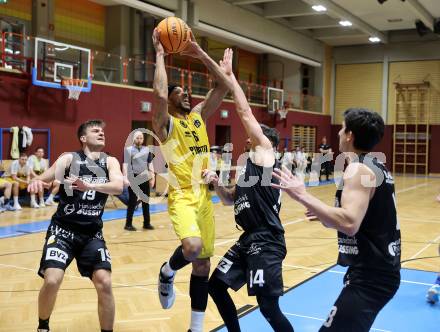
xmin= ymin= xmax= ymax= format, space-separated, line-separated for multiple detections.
xmin=369 ymin=36 xmax=381 ymax=43
xmin=312 ymin=5 xmax=327 ymax=12
xmin=339 ymin=20 xmax=352 ymax=27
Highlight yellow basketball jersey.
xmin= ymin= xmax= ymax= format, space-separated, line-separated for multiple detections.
xmin=161 ymin=111 xmax=210 ymax=190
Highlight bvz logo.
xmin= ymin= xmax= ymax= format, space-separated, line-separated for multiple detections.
xmin=194 ymin=119 xmax=201 ymax=128
xmin=180 ymin=120 xmax=188 ymax=128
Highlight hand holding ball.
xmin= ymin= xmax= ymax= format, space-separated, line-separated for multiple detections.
xmin=156 ymin=17 xmax=191 ymax=54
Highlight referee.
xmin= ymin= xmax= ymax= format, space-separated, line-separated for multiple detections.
xmin=123 ymin=131 xmax=155 ymax=231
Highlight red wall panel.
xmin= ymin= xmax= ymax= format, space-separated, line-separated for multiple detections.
xmin=1 ymin=75 xmax=331 ymax=167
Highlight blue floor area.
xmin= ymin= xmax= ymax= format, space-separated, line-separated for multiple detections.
xmin=0 ymin=196 xmax=221 ymax=239
xmin=214 ymin=265 xmax=440 ymax=332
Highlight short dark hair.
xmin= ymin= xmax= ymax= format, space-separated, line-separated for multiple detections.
xmin=77 ymin=119 xmax=105 ymax=142
xmin=35 ymin=146 xmax=44 ymax=152
xmin=260 ymin=124 xmax=280 ymax=148
xmin=168 ymin=84 xmax=178 ymax=97
xmin=19 ymin=152 xmax=27 ymax=158
xmin=343 ymin=108 xmax=384 ymax=151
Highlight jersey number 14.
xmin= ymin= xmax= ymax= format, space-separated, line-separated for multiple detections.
xmin=249 ymin=269 xmax=265 ymax=288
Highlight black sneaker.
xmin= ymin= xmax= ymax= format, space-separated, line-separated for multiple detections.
xmin=143 ymin=224 xmax=154 ymax=230
xmin=124 ymin=225 xmax=137 ymax=231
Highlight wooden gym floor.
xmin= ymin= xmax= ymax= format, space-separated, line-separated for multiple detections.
xmin=0 ymin=175 xmax=439 ymax=332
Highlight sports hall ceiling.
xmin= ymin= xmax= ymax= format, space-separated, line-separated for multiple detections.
xmin=90 ymin=0 xmax=440 ymax=47
xmin=225 ymin=0 xmax=440 ymax=46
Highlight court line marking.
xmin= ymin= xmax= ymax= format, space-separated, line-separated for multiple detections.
xmin=282 ymin=263 xmax=433 ymax=286
xmin=117 ymin=317 xmax=171 ymax=323
xmin=282 ymin=312 xmax=391 ymax=332
xmin=214 ymin=218 xmax=308 ymax=247
xmin=403 ymin=233 xmax=440 ymax=267
xmin=0 ymin=262 xmax=190 ymax=297
xmin=395 ymin=182 xmax=428 ymax=194
xmin=398 ymin=217 xmax=440 ymax=225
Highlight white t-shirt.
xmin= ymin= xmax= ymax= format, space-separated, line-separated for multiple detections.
xmin=296 ymin=151 xmax=306 ymax=162
xmin=27 ymin=155 xmax=49 ymax=173
xmin=4 ymin=160 xmax=30 ymax=178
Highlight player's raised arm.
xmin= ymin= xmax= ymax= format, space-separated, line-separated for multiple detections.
xmin=220 ymin=49 xmax=273 ymax=157
xmin=182 ymin=33 xmax=229 ymax=121
xmin=152 ymin=28 xmax=171 ymax=142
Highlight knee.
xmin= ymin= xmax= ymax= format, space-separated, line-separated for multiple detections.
xmin=208 ymin=276 xmax=226 ymax=299
xmin=192 ymin=259 xmax=210 ymax=276
xmin=257 ymin=296 xmax=279 ymax=319
xmin=44 ymin=272 xmax=63 ymax=290
xmin=182 ymin=238 xmax=202 ymax=261
xmin=93 ymin=273 xmax=112 ymax=295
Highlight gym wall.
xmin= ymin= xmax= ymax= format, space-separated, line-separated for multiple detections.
xmin=54 ymin=0 xmax=105 ymax=49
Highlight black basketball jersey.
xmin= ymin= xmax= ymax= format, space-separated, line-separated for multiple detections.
xmin=336 ymin=154 xmax=401 ymax=273
xmin=52 ymin=151 xmax=110 ymax=235
xmin=234 ymin=157 xmax=283 ymax=234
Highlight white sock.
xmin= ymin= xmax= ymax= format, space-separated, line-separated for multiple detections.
xmin=190 ymin=311 xmax=205 ymax=332
xmin=30 ymin=194 xmax=37 ymax=204
xmin=161 ymin=262 xmax=175 ymax=278
xmin=13 ymin=196 xmax=19 ymax=205
xmin=47 ymin=194 xmax=54 ymax=201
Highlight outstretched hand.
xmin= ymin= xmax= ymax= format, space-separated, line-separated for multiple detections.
xmin=219 ymin=48 xmax=233 ymax=76
xmin=64 ymin=176 xmax=93 ymax=192
xmin=271 ymin=165 xmax=307 ymax=200
xmin=181 ymin=30 xmax=203 ymax=58
xmin=152 ymin=28 xmax=166 ymax=56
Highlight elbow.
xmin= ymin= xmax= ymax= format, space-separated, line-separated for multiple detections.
xmin=114 ymin=182 xmax=124 ymax=196
xmin=342 ymin=222 xmax=360 ymax=237
xmin=153 ymin=89 xmax=167 ymax=101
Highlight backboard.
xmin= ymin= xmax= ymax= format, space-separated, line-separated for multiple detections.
xmin=32 ymin=37 xmax=92 ymax=92
xmin=267 ymin=87 xmax=284 ymax=114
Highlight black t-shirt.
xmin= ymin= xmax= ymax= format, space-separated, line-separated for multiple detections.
xmin=52 ymin=151 xmax=110 ymax=235
xmin=234 ymin=158 xmax=283 ymax=234
xmin=335 ymin=154 xmax=401 ymax=275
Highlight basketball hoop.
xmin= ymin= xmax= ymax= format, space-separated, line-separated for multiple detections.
xmin=61 ymin=78 xmax=85 ymax=100
xmin=278 ymin=107 xmax=288 ymax=120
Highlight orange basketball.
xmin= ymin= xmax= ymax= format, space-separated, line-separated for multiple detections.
xmin=157 ymin=17 xmax=191 ymax=54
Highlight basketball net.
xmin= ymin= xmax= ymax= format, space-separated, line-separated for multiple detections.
xmin=278 ymin=107 xmax=288 ymax=120
xmin=62 ymin=79 xmax=85 ymax=100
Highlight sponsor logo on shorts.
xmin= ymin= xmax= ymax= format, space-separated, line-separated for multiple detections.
xmin=246 ymin=243 xmax=262 ymax=256
xmin=388 ymin=239 xmax=401 ymax=257
xmin=47 ymin=235 xmax=56 ymax=245
xmin=217 ymin=257 xmax=233 ymax=274
xmin=46 ymin=247 xmax=68 ymax=264
xmin=50 ymin=225 xmax=74 ymax=240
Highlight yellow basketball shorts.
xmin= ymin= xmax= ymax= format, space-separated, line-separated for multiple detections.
xmin=168 ymin=185 xmax=215 ymax=259
xmin=4 ymin=177 xmax=26 ymax=190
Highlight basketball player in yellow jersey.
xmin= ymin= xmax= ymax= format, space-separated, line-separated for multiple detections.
xmin=152 ymin=28 xmax=232 ymax=332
